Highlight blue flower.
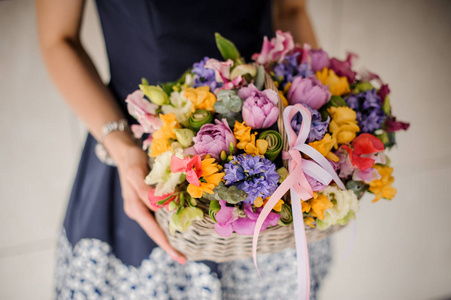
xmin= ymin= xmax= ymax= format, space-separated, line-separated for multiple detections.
xmin=192 ymin=57 xmax=223 ymax=91
xmin=345 ymin=89 xmax=386 ymax=133
xmin=291 ymin=105 xmax=330 ymax=143
xmin=224 ymin=154 xmax=279 ymax=204
xmin=273 ymin=53 xmax=313 ymax=88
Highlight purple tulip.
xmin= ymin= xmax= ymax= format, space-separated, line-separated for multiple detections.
xmin=287 ymin=76 xmax=331 ymax=110
xmin=309 ymin=49 xmax=330 ymax=72
xmin=238 ymin=84 xmax=279 ymax=129
xmin=192 ymin=119 xmax=236 ymax=160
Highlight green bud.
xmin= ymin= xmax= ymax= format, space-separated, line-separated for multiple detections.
xmin=277 ymin=167 xmax=289 ymax=184
xmin=139 ymin=84 xmax=169 ymax=105
xmin=229 ymin=142 xmax=235 ymax=155
xmin=230 ymin=64 xmax=257 ymax=80
xmin=220 ymin=150 xmax=227 ymax=162
xmin=168 ymin=201 xmax=179 ymax=211
xmin=173 ymin=128 xmax=195 ymax=148
xmin=354 ymin=82 xmax=374 ymax=93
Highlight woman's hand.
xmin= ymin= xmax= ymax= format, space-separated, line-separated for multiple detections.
xmin=104 ymin=131 xmax=187 ymax=265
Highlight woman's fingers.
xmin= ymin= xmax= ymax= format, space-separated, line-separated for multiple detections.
xmin=128 ymin=167 xmax=154 ymax=210
xmin=123 ymin=184 xmax=186 ymax=265
xmin=133 ymin=199 xmax=187 ymax=265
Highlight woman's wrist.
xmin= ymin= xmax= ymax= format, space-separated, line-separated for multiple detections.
xmin=102 ymin=130 xmax=139 ymax=165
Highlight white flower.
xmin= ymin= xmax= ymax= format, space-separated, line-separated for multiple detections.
xmin=161 ymin=91 xmax=193 ymax=127
xmin=145 ymin=149 xmax=184 ymax=196
xmin=316 ymin=186 xmax=359 ymax=230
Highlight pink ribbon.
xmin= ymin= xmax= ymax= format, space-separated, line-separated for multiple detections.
xmin=252 ymin=104 xmax=346 ymax=300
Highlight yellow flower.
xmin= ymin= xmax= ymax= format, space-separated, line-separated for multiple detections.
xmin=316 ymin=68 xmax=351 ymax=96
xmin=301 ymin=200 xmax=311 ymax=213
xmin=187 ymin=156 xmax=225 ymax=198
xmin=149 ymin=113 xmax=181 ymax=157
xmin=328 ymin=107 xmax=360 ymax=146
xmin=304 ymin=217 xmax=315 ymax=228
xmin=183 ymin=86 xmax=217 ymax=112
xmin=153 ymin=113 xmax=180 ymax=140
xmin=309 ymin=194 xmax=333 ymax=220
xmin=254 ymin=197 xmax=284 ymax=212
xmin=234 ymin=121 xmax=253 ymax=146
xmin=149 ymin=138 xmax=172 ymax=157
xmin=233 ymin=121 xmax=267 ymax=156
xmin=308 ymin=134 xmax=339 ymax=162
xmin=278 ymin=91 xmax=289 ymax=107
xmin=369 ymin=165 xmax=397 ymax=202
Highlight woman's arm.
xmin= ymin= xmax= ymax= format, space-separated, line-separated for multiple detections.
xmin=273 ymin=0 xmax=319 ymax=48
xmin=36 ymin=0 xmax=186 ymax=264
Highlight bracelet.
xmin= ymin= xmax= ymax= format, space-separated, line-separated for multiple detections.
xmin=99 ymin=119 xmax=129 ymax=144
xmin=95 ymin=119 xmax=130 ymax=166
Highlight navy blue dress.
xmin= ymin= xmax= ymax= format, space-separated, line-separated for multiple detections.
xmin=55 ymin=1 xmax=332 ymax=299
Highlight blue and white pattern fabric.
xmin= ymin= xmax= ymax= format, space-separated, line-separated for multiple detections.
xmin=56 ymin=230 xmax=331 ymax=300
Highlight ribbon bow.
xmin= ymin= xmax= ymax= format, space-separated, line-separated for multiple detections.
xmin=252 ymin=104 xmax=345 ymax=300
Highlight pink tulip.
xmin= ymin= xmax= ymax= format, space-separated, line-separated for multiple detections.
xmin=238 ymin=84 xmax=279 ymax=129
xmin=309 ymin=49 xmax=330 ymax=72
xmin=192 ymin=119 xmax=236 ymax=160
xmin=287 ymin=76 xmax=331 ymax=110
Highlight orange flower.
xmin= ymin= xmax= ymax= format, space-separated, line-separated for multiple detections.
xmin=187 ymin=156 xmax=225 ymax=198
xmin=149 ymin=113 xmax=180 ymax=157
xmin=254 ymin=197 xmax=284 ymax=212
xmin=369 ymin=165 xmax=397 ymax=202
xmin=309 ymin=194 xmax=333 ymax=220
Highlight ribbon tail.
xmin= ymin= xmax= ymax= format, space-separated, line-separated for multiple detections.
xmin=297 ymin=144 xmax=346 ymax=190
xmin=252 ymin=167 xmax=304 ymax=279
xmin=291 ymin=189 xmax=310 ymax=300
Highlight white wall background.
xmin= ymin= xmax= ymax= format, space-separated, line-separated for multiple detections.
xmin=1 ymin=0 xmax=450 ymax=299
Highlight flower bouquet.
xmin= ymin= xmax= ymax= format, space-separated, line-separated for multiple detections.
xmin=125 ymin=32 xmax=409 ymax=264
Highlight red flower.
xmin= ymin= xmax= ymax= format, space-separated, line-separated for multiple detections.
xmin=341 ymin=134 xmax=385 ymax=170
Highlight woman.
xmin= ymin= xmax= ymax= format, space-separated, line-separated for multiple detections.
xmin=37 ymin=0 xmax=330 ymax=298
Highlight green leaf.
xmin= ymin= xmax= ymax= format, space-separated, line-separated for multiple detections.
xmin=156 ymin=193 xmax=177 ymax=206
xmin=382 ymin=96 xmax=391 ymax=115
xmin=254 ymin=65 xmax=265 ymax=91
xmin=354 ymin=82 xmax=374 ymax=93
xmin=209 ymin=200 xmax=221 ymax=223
xmin=215 ymin=33 xmax=243 ymax=64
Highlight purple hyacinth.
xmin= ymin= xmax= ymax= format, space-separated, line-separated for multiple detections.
xmin=192 ymin=57 xmax=223 ymax=91
xmin=273 ymin=53 xmax=313 ymax=88
xmin=223 ymin=154 xmax=279 ymax=204
xmin=345 ymin=89 xmax=386 ymax=133
xmin=291 ymin=105 xmax=330 ymax=143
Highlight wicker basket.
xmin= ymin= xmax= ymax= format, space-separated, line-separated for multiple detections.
xmin=155 ymin=71 xmax=347 ymax=262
